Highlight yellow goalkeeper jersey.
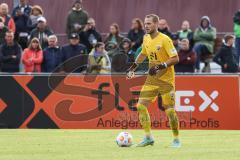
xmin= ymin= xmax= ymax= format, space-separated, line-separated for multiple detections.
xmin=142 ymin=32 xmax=178 ymax=85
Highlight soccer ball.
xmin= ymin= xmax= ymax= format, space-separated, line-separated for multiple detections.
xmin=116 ymin=132 xmax=133 ymax=147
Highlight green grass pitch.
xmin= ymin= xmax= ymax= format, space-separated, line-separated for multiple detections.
xmin=0 ymin=130 xmax=239 ymax=160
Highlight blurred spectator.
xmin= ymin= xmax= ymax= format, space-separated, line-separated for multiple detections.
xmin=22 ymin=38 xmax=43 ymax=73
xmin=12 ymin=0 xmax=32 ymax=49
xmin=177 ymin=20 xmax=194 ymax=49
xmin=0 ymin=31 xmax=22 ymax=72
xmin=111 ymin=38 xmax=134 ymax=73
xmin=234 ymin=10 xmax=240 ymax=64
xmin=172 ymin=33 xmax=180 ymax=51
xmin=79 ymin=18 xmax=102 ymax=53
xmin=158 ymin=19 xmax=172 ymax=39
xmin=0 ymin=3 xmax=16 ymax=33
xmin=127 ymin=18 xmax=145 ymax=51
xmin=42 ymin=35 xmax=62 ymax=73
xmin=87 ymin=42 xmax=111 ymax=74
xmin=61 ymin=33 xmax=88 ymax=73
xmin=193 ymin=16 xmax=216 ymax=72
xmin=104 ymin=23 xmax=124 ymax=48
xmin=29 ymin=16 xmax=53 ymax=49
xmin=0 ymin=17 xmax=8 ymax=45
xmin=120 ymin=38 xmax=135 ymax=62
xmin=213 ymin=34 xmax=239 ymax=73
xmin=12 ymin=0 xmax=31 ymax=16
xmin=66 ymin=0 xmax=89 ymax=36
xmin=175 ymin=39 xmax=197 ymax=73
xmin=105 ymin=41 xmax=119 ymax=61
xmin=27 ymin=5 xmax=43 ymax=31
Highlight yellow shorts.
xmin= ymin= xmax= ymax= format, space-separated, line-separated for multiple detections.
xmin=139 ymin=76 xmax=175 ymax=108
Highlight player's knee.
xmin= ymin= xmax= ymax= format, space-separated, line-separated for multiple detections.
xmin=165 ymin=107 xmax=176 ymax=118
xmin=162 ymin=101 xmax=175 ymax=109
xmin=164 ymin=105 xmax=175 ymax=110
xmin=137 ymin=104 xmax=147 ymax=112
xmin=137 ymin=99 xmax=150 ymax=108
xmin=137 ymin=101 xmax=150 ymax=114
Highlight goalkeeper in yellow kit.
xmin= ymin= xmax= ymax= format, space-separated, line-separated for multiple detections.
xmin=127 ymin=14 xmax=181 ymax=147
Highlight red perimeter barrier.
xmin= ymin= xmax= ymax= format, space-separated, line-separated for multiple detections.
xmin=0 ymin=75 xmax=239 ymax=130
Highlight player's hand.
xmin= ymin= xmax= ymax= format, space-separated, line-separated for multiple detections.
xmin=126 ymin=63 xmax=138 ymax=79
xmin=149 ymin=63 xmax=167 ymax=76
xmin=127 ymin=70 xmax=135 ymax=79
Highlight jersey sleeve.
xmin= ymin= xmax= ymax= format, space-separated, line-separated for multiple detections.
xmin=163 ymin=37 xmax=178 ymax=58
xmin=141 ymin=36 xmax=147 ymax=56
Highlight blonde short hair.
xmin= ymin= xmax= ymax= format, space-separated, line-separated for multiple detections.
xmin=145 ymin=14 xmax=160 ymax=23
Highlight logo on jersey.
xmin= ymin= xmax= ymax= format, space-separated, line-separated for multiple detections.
xmin=156 ymin=45 xmax=161 ymax=51
xmin=170 ymin=48 xmax=177 ymax=55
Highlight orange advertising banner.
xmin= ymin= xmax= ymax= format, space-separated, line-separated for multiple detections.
xmin=0 ymin=75 xmax=239 ymax=130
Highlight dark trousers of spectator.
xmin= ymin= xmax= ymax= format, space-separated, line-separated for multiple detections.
xmin=175 ymin=65 xmax=195 ymax=73
xmin=19 ymin=37 xmax=28 ymax=49
xmin=235 ymin=37 xmax=240 ymax=64
xmin=1 ymin=68 xmax=19 ymax=73
xmin=15 ymin=33 xmax=28 ymax=50
xmin=193 ymin=44 xmax=210 ymax=70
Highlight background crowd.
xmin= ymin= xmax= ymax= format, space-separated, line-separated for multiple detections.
xmin=0 ymin=0 xmax=239 ymax=74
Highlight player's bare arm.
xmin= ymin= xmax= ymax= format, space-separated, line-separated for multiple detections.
xmin=127 ymin=53 xmax=147 ymax=79
xmin=166 ymin=55 xmax=179 ymax=67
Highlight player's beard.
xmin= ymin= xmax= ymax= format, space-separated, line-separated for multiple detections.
xmin=148 ymin=29 xmax=158 ymax=36
xmin=146 ymin=28 xmax=154 ymax=34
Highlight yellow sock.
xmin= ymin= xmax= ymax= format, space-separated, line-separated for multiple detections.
xmin=165 ymin=108 xmax=179 ymax=139
xmin=137 ymin=104 xmax=151 ymax=136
